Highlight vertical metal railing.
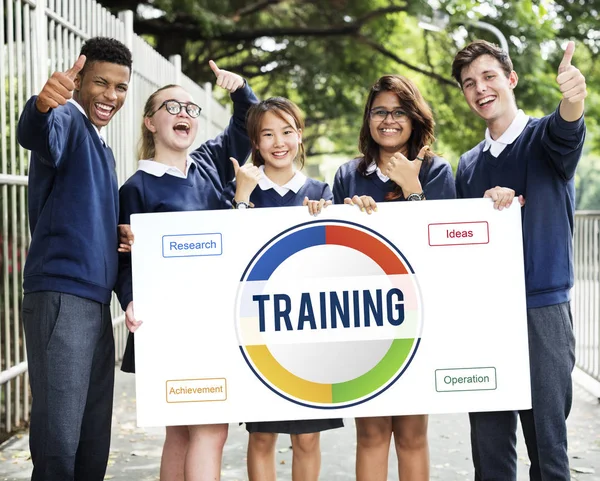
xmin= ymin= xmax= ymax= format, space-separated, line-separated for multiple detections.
xmin=0 ymin=0 xmax=230 ymax=438
xmin=573 ymin=212 xmax=600 ymax=383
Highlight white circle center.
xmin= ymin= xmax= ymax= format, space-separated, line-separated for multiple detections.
xmin=264 ymin=244 xmax=393 ymax=383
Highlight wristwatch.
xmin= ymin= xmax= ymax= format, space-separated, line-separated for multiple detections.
xmin=232 ymin=199 xmax=250 ymax=209
xmin=406 ymin=192 xmax=425 ymax=201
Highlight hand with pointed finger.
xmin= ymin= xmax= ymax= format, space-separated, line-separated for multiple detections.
xmin=117 ymin=224 xmax=134 ymax=253
xmin=125 ymin=301 xmax=143 ymax=333
xmin=483 ymin=186 xmax=517 ymax=210
xmin=303 ymin=197 xmax=332 ymax=216
xmin=344 ymin=195 xmax=377 ymax=214
xmin=209 ymin=60 xmax=245 ymax=93
xmin=384 ymin=145 xmax=428 ymax=197
xmin=36 ymin=55 xmax=86 ymax=113
xmin=231 ymin=157 xmax=262 ymax=204
xmin=557 ymin=41 xmax=587 ymax=105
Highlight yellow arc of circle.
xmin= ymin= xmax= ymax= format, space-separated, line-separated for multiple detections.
xmin=246 ymin=345 xmax=332 ymax=403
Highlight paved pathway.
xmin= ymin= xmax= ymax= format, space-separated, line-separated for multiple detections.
xmin=1 ymin=369 xmax=599 ymax=480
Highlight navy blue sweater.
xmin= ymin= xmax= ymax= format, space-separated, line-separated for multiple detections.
xmin=17 ymin=99 xmax=119 ymax=304
xmin=116 ymin=82 xmax=258 ymax=310
xmin=250 ymin=178 xmax=333 ymax=208
xmin=455 ymin=108 xmax=586 ymax=308
xmin=333 ymin=156 xmax=456 ymax=203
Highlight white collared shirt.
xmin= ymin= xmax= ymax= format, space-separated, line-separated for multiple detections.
xmin=137 ymin=157 xmax=192 ymax=178
xmin=365 ymin=162 xmax=390 ymax=182
xmin=483 ymin=110 xmax=530 ymax=157
xmin=258 ymin=165 xmax=307 ymax=197
xmin=67 ymin=99 xmax=106 ymax=146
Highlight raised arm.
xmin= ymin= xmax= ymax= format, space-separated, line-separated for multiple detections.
xmin=542 ymin=41 xmax=587 ymax=181
xmin=557 ymin=42 xmax=586 ymax=122
xmin=17 ymin=55 xmax=86 ymax=166
xmin=191 ymin=61 xmax=259 ymax=186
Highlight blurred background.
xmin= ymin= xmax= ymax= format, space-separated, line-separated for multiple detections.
xmin=95 ymin=0 xmax=600 ymax=207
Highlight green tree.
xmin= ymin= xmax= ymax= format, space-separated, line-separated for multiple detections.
xmin=98 ymin=0 xmax=600 ymax=198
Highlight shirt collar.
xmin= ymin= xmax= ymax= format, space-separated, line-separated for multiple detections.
xmin=483 ymin=109 xmax=529 ymax=157
xmin=257 ymin=165 xmax=307 ymax=196
xmin=137 ymin=156 xmax=193 ymax=178
xmin=365 ymin=161 xmax=390 ymax=182
xmin=67 ymin=99 xmax=106 ymax=146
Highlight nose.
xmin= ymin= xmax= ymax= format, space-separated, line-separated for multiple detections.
xmin=177 ymin=107 xmax=190 ymax=118
xmin=104 ymin=86 xmax=118 ymax=101
xmin=382 ymin=112 xmax=395 ymax=123
xmin=273 ymin=134 xmax=284 ymax=147
xmin=475 ymin=80 xmax=487 ymax=93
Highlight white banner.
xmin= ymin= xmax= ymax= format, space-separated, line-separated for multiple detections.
xmin=130 ymin=199 xmax=531 ymax=427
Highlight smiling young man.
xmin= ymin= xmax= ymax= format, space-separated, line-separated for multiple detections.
xmin=452 ymin=40 xmax=587 ymax=480
xmin=17 ymin=37 xmax=132 ymax=481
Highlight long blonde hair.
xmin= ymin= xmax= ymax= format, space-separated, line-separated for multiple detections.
xmin=138 ymin=84 xmax=179 ymax=159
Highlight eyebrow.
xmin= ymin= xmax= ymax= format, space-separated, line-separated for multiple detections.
xmin=93 ymin=75 xmax=129 ymax=87
xmin=371 ymin=105 xmax=402 ymax=110
xmin=260 ymin=124 xmax=294 ymax=132
xmin=463 ymin=69 xmax=499 ymax=83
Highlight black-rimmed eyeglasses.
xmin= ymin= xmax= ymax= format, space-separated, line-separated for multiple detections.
xmin=369 ymin=108 xmax=409 ymax=123
xmin=151 ymin=99 xmax=202 ymax=118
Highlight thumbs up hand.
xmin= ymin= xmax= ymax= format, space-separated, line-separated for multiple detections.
xmin=209 ymin=60 xmax=245 ymax=93
xmin=556 ymin=42 xmax=587 ymax=121
xmin=35 ymin=55 xmax=86 ymax=113
xmin=231 ymin=157 xmax=262 ymax=205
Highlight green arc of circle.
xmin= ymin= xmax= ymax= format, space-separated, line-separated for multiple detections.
xmin=331 ymin=338 xmax=416 ymax=403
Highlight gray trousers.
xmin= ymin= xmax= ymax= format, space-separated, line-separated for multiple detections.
xmin=22 ymin=291 xmax=115 ymax=481
xmin=469 ymin=302 xmax=576 ymax=481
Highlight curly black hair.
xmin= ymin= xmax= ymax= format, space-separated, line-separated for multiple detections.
xmin=80 ymin=37 xmax=132 ymax=73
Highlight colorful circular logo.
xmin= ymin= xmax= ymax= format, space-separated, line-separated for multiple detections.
xmin=234 ymin=220 xmax=422 ymax=408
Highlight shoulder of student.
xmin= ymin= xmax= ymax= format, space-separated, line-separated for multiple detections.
xmin=334 ymin=157 xmax=362 ymax=177
xmin=119 ymin=170 xmax=145 ymax=193
xmin=456 ymin=141 xmax=486 ymax=173
xmin=428 ymin=155 xmax=452 ymax=169
xmin=304 ymin=177 xmax=328 ymax=188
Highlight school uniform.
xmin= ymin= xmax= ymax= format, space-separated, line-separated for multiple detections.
xmin=115 ymin=82 xmax=258 ymax=372
xmin=456 ymin=108 xmax=585 ymax=480
xmin=328 ymin=155 xmax=454 ymax=437
xmin=333 ymin=155 xmax=455 ymax=203
xmin=17 ymin=97 xmax=118 ymax=481
xmin=243 ymin=168 xmax=343 ymax=435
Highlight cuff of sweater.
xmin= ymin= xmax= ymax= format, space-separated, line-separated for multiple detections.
xmin=26 ymin=96 xmax=53 ymax=123
xmin=554 ymin=104 xmax=585 ymax=130
xmin=119 ymin=292 xmax=133 ymax=312
xmin=230 ymin=80 xmax=255 ymax=103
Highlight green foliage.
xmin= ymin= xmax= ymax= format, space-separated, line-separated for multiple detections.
xmin=98 ymin=0 xmax=600 ymax=206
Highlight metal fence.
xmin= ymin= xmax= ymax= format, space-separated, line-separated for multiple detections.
xmin=0 ymin=0 xmax=230 ymax=437
xmin=573 ymin=212 xmax=600 ymax=384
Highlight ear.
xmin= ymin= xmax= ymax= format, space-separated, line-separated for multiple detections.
xmin=144 ymin=116 xmax=157 ymax=133
xmin=297 ymin=128 xmax=302 ymax=143
xmin=508 ymin=70 xmax=518 ymax=90
xmin=74 ymin=72 xmax=82 ymax=91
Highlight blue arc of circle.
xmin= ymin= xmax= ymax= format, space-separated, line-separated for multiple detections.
xmin=236 ymin=219 xmax=422 ymax=408
xmin=239 ymin=220 xmax=416 ymax=284
xmin=247 ymin=225 xmax=326 ymax=281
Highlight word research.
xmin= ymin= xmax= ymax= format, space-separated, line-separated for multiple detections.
xmin=253 ymin=287 xmax=405 ymax=332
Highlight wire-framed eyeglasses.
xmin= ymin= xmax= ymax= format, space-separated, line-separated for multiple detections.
xmin=369 ymin=108 xmax=410 ymax=123
xmin=151 ymin=99 xmax=202 ymax=118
